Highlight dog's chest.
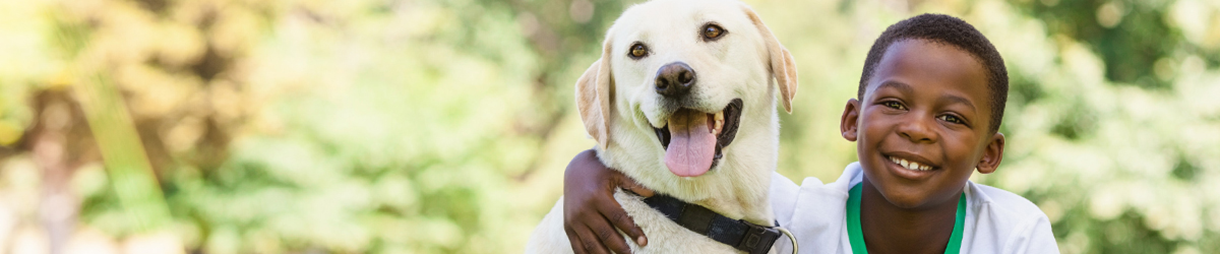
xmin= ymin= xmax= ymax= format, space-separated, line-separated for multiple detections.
xmin=614 ymin=191 xmax=773 ymax=254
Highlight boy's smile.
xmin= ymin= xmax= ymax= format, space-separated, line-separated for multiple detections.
xmin=841 ymin=39 xmax=1005 ymax=210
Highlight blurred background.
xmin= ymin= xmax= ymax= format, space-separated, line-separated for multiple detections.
xmin=0 ymin=0 xmax=1217 ymax=253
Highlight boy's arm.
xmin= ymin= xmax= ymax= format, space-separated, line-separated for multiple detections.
xmin=563 ymin=149 xmax=654 ymax=254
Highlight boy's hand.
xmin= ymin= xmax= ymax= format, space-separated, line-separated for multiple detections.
xmin=563 ymin=149 xmax=655 ymax=254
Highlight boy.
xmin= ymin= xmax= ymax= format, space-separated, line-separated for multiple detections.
xmin=559 ymin=14 xmax=1059 ymax=254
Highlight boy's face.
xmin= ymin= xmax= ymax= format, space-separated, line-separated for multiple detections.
xmin=841 ymin=39 xmax=1005 ymax=209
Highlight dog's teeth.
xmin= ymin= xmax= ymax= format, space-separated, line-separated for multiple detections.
xmin=713 ymin=111 xmax=725 ymax=135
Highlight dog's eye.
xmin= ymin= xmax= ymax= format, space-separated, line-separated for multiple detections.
xmin=629 ymin=43 xmax=648 ymax=59
xmin=702 ymin=24 xmax=726 ymax=40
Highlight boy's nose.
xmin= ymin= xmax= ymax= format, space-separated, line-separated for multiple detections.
xmin=897 ymin=116 xmax=938 ymax=143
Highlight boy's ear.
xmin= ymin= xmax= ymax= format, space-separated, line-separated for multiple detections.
xmin=576 ymin=36 xmax=615 ymax=150
xmin=840 ymin=98 xmax=860 ymax=141
xmin=976 ymin=133 xmax=1005 ymax=174
xmin=743 ymin=6 xmax=798 ymax=113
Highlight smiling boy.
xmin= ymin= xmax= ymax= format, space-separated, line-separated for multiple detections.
xmin=558 ymin=14 xmax=1058 ymax=254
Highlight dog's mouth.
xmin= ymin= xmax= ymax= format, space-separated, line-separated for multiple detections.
xmin=653 ymin=99 xmax=742 ymax=177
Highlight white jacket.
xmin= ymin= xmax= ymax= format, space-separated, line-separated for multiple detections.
xmin=768 ymin=162 xmax=1060 ymax=254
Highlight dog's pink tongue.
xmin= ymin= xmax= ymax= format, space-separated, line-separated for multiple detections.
xmin=664 ymin=109 xmax=716 ymax=177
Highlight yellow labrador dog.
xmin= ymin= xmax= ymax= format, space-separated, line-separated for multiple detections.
xmin=528 ymin=0 xmax=797 ymax=253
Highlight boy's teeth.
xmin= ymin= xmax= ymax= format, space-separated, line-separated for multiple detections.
xmin=888 ymin=156 xmax=930 ymax=171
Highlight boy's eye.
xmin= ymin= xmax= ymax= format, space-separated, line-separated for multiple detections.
xmin=939 ymin=114 xmax=964 ymax=124
xmin=881 ymin=101 xmax=906 ymax=110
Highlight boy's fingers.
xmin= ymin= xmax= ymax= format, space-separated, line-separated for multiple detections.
xmin=617 ymin=177 xmax=655 ymax=197
xmin=574 ymin=226 xmax=612 ymax=254
xmin=599 ymin=201 xmax=647 ymax=247
xmin=565 ymin=227 xmax=588 ymax=254
xmin=608 ymin=169 xmax=655 ymax=197
xmin=592 ymin=215 xmax=635 ymax=254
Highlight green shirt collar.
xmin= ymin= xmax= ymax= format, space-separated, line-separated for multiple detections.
xmin=846 ymin=182 xmax=966 ymax=254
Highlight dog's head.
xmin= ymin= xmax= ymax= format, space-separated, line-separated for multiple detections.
xmin=577 ymin=0 xmax=797 ymax=199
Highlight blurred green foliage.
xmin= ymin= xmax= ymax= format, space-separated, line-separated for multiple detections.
xmin=0 ymin=0 xmax=1217 ymax=253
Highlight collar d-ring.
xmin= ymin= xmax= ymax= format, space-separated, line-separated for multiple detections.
xmin=776 ymin=227 xmax=798 ymax=254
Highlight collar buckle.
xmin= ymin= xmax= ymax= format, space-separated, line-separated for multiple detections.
xmin=739 ymin=222 xmax=781 ymax=254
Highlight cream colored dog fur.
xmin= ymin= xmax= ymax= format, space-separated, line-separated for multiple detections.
xmin=527 ymin=0 xmax=798 ymax=252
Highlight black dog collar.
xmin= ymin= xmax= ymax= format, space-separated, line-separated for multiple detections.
xmin=641 ymin=194 xmax=782 ymax=254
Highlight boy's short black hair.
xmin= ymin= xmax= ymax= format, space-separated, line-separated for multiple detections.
xmin=858 ymin=14 xmax=1008 ymax=134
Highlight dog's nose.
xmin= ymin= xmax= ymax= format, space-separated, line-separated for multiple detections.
xmin=655 ymin=62 xmax=696 ymax=98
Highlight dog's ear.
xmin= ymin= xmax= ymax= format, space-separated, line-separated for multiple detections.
xmin=744 ymin=6 xmax=798 ymax=113
xmin=576 ymin=37 xmax=615 ymax=150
